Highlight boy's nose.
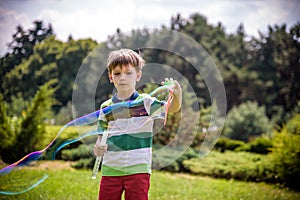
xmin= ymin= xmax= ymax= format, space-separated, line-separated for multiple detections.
xmin=119 ymin=73 xmax=126 ymax=80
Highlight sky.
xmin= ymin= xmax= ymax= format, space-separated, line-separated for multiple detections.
xmin=0 ymin=0 xmax=299 ymax=56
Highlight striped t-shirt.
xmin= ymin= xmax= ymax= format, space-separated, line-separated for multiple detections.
xmin=98 ymin=91 xmax=165 ymax=176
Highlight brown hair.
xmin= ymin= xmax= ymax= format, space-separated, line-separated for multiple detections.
xmin=107 ymin=49 xmax=145 ymax=73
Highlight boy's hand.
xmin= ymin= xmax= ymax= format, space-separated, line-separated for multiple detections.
xmin=94 ymin=136 xmax=108 ymax=157
xmin=94 ymin=144 xmax=108 ymax=157
xmin=161 ymin=78 xmax=182 ymax=113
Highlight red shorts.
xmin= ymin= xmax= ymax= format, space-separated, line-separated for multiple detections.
xmin=98 ymin=173 xmax=150 ymax=200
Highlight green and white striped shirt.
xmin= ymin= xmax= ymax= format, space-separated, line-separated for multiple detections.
xmin=98 ymin=91 xmax=165 ymax=176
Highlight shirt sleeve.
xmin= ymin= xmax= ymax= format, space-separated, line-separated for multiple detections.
xmin=143 ymin=95 xmax=166 ymax=119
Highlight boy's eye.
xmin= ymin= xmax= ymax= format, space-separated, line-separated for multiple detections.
xmin=113 ymin=73 xmax=120 ymax=76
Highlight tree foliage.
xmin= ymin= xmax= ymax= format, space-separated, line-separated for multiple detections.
xmin=1 ymin=15 xmax=300 ymax=167
xmin=0 ymin=94 xmax=16 ymax=149
xmin=1 ymin=35 xmax=97 ymax=114
xmin=0 ymin=21 xmax=53 ymax=82
xmin=224 ymin=101 xmax=272 ymax=142
xmin=1 ymin=16 xmax=299 ymax=125
xmin=247 ymin=24 xmax=300 ymax=121
xmin=0 ymin=80 xmax=57 ymax=163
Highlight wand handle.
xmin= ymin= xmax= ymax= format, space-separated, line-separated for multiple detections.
xmin=91 ymin=132 xmax=108 ymax=179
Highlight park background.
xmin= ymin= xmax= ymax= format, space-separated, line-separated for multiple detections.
xmin=0 ymin=0 xmax=300 ymax=199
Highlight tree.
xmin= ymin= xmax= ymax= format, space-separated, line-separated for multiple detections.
xmin=224 ymin=101 xmax=272 ymax=142
xmin=0 ymin=79 xmax=57 ymax=163
xmin=7 ymin=21 xmax=53 ymax=60
xmin=0 ymin=94 xmax=16 ymax=149
xmin=247 ymin=23 xmax=300 ymax=122
xmin=1 ymin=35 xmax=98 ymax=114
xmin=1 ymin=20 xmax=54 ymax=101
xmin=2 ymin=14 xmax=299 ymax=133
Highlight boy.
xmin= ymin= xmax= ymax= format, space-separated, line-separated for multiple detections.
xmin=94 ymin=49 xmax=182 ymax=200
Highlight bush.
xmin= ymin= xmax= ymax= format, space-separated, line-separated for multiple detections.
xmin=214 ymin=137 xmax=245 ymax=152
xmin=176 ymin=147 xmax=199 ymax=172
xmin=235 ymin=137 xmax=273 ymax=154
xmin=183 ymin=151 xmax=276 ymax=183
xmin=61 ymin=144 xmax=93 ymax=161
xmin=271 ymin=114 xmax=300 ymax=190
xmin=71 ymin=158 xmax=95 ymax=169
xmin=224 ymin=101 xmax=272 ymax=142
xmin=152 ymin=146 xmax=198 ymax=172
xmin=286 ymin=113 xmax=300 ymax=135
xmin=61 ymin=144 xmax=95 ymax=169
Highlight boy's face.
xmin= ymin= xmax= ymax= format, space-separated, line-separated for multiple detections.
xmin=109 ymin=64 xmax=142 ymax=94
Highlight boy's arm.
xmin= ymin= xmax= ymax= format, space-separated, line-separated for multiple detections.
xmin=94 ymin=108 xmax=109 ymax=157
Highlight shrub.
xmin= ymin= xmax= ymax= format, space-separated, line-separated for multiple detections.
xmin=224 ymin=101 xmax=272 ymax=142
xmin=214 ymin=137 xmax=245 ymax=152
xmin=286 ymin=113 xmax=300 ymax=135
xmin=61 ymin=144 xmax=93 ymax=161
xmin=271 ymin=114 xmax=300 ymax=190
xmin=152 ymin=146 xmax=198 ymax=172
xmin=176 ymin=147 xmax=199 ymax=172
xmin=71 ymin=158 xmax=95 ymax=169
xmin=183 ymin=151 xmax=277 ymax=183
xmin=60 ymin=144 xmax=95 ymax=169
xmin=235 ymin=137 xmax=273 ymax=154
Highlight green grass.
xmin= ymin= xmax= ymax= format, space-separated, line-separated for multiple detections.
xmin=1 ymin=169 xmax=299 ymax=200
xmin=151 ymin=172 xmax=299 ymax=200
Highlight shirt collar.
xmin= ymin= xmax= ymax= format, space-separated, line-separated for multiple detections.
xmin=112 ymin=91 xmax=139 ymax=103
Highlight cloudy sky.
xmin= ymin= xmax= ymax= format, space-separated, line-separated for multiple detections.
xmin=0 ymin=0 xmax=299 ymax=56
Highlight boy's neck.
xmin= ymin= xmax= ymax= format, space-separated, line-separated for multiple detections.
xmin=112 ymin=91 xmax=139 ymax=103
xmin=116 ymin=90 xmax=135 ymax=101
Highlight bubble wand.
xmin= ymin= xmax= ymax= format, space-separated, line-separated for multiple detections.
xmin=91 ymin=132 xmax=108 ymax=179
xmin=91 ymin=80 xmax=176 ymax=179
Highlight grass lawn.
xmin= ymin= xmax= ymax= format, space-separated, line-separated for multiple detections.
xmin=1 ymin=163 xmax=299 ymax=200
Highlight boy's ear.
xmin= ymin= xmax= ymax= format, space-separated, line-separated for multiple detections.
xmin=136 ymin=71 xmax=142 ymax=82
xmin=108 ymin=73 xmax=113 ymax=83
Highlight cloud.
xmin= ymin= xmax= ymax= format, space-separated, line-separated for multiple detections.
xmin=0 ymin=7 xmax=32 ymax=55
xmin=0 ymin=0 xmax=299 ymax=56
xmin=241 ymin=0 xmax=300 ymax=36
xmin=38 ymin=0 xmax=137 ymax=42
